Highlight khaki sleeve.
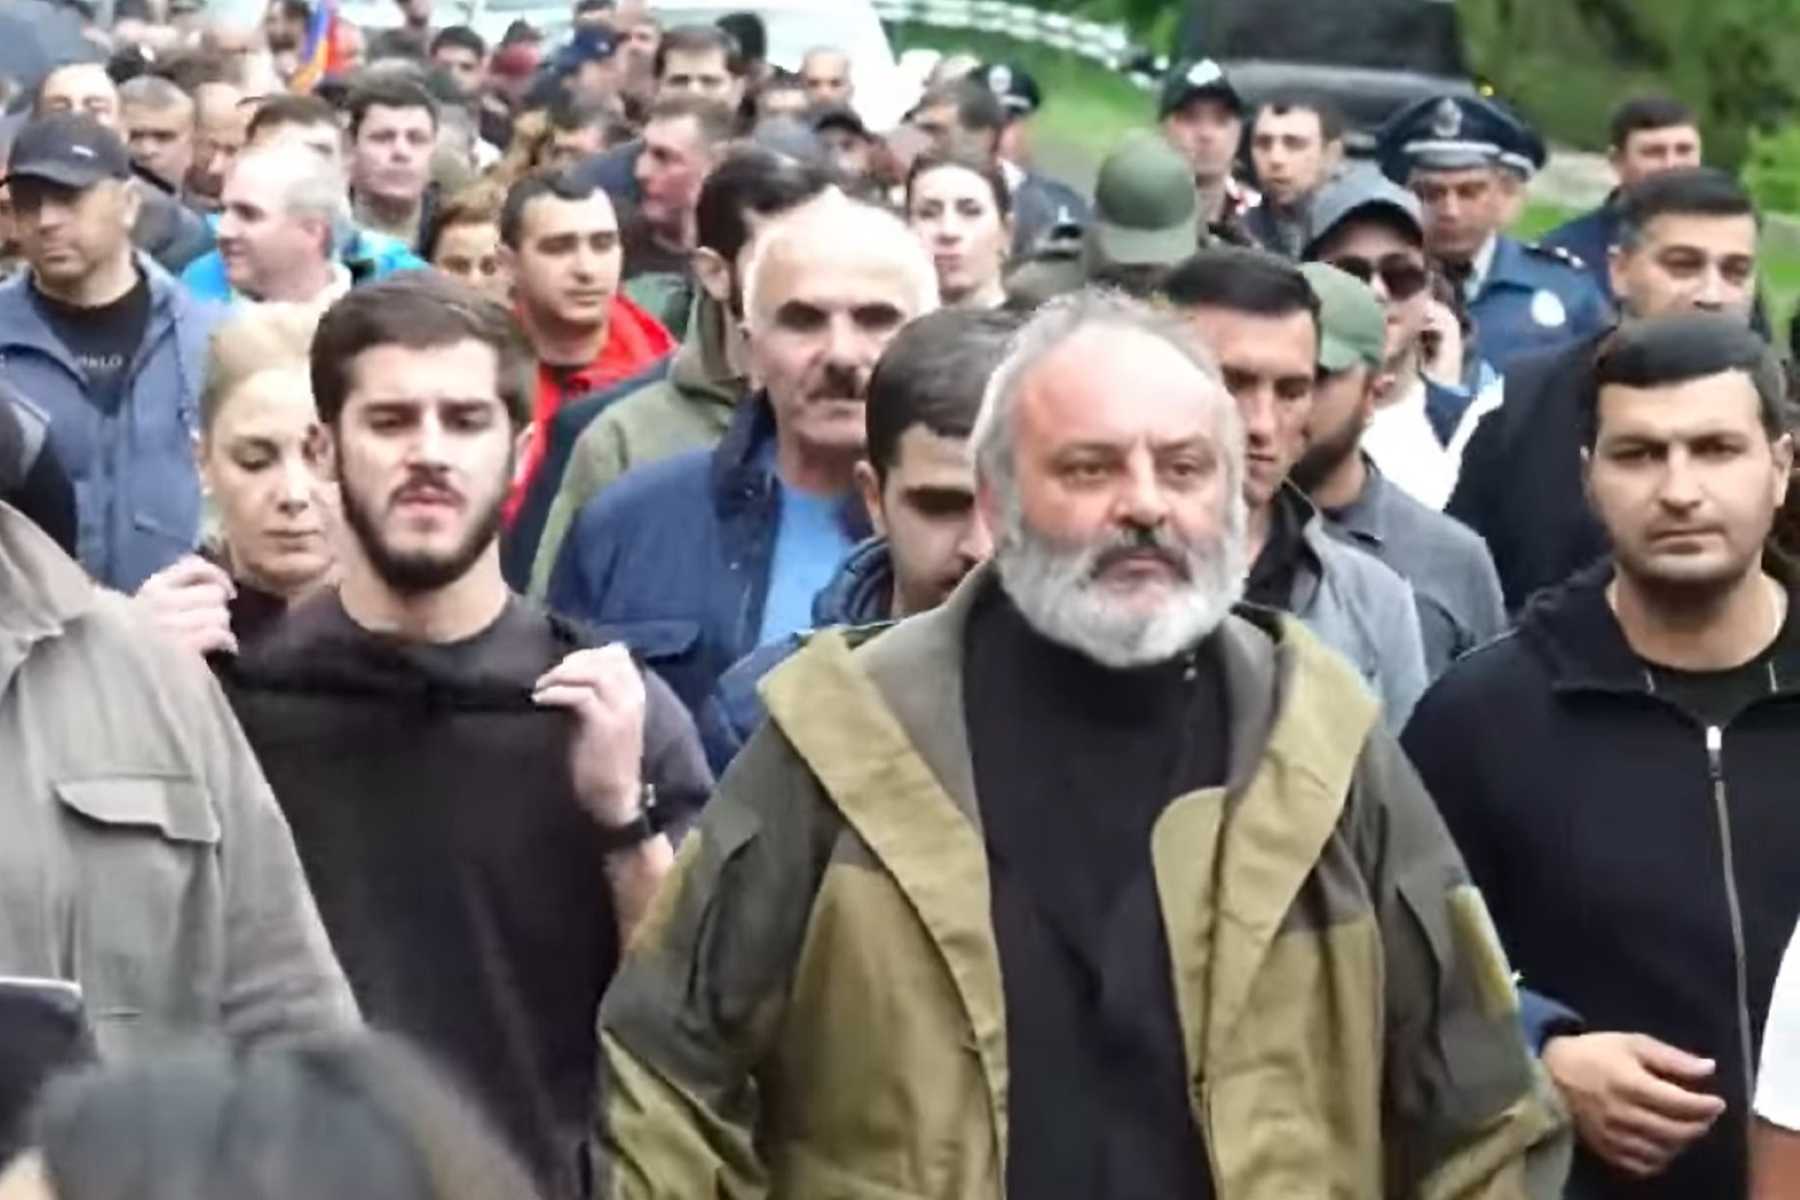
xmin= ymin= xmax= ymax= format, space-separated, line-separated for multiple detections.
xmin=175 ymin=647 xmax=360 ymax=1043
xmin=529 ymin=417 xmax=630 ymax=600
xmin=1352 ymin=730 xmax=1572 ymax=1199
xmin=595 ymin=722 xmax=839 ymax=1199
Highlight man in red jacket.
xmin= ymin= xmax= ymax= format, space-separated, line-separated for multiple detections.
xmin=499 ymin=172 xmax=675 ymax=522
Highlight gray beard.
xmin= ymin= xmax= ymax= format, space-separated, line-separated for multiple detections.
xmin=992 ymin=493 xmax=1250 ymax=670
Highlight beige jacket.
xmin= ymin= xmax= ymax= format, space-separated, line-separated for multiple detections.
xmin=0 ymin=505 xmax=357 ymax=1058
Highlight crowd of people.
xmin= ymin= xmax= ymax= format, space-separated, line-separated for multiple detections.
xmin=3 ymin=0 xmax=1800 ymax=1196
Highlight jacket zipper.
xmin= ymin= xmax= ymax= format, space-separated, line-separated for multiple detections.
xmin=1705 ymin=723 xmax=1758 ymax=1112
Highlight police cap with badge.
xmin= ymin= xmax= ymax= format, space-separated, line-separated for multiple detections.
xmin=978 ymin=62 xmax=1042 ymax=121
xmin=1375 ymin=92 xmax=1535 ymax=187
xmin=1376 ymin=93 xmax=1612 ymax=369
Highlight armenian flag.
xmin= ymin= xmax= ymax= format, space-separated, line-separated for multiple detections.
xmin=289 ymin=0 xmax=342 ymax=93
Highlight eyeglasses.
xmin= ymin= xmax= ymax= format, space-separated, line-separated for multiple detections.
xmin=1326 ymin=253 xmax=1430 ymax=302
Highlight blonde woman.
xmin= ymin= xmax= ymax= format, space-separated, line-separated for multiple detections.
xmin=134 ymin=304 xmax=337 ymax=654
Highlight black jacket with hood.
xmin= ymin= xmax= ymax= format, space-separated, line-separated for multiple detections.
xmin=1402 ymin=564 xmax=1800 ymax=1198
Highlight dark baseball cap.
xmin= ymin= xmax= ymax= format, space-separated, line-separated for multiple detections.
xmin=4 ymin=113 xmax=132 ymax=191
xmin=978 ymin=62 xmax=1041 ymax=118
xmin=812 ymin=104 xmax=870 ymax=141
xmin=1089 ymin=132 xmax=1199 ymax=267
xmin=562 ymin=25 xmax=619 ymax=65
xmin=1305 ymin=166 xmax=1425 ymax=256
xmin=1159 ymin=58 xmax=1243 ymax=121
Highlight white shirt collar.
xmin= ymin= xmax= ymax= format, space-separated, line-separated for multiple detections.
xmin=1466 ymin=234 xmax=1499 ymax=300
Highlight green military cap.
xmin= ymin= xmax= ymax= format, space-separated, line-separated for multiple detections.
xmin=1300 ymin=261 xmax=1387 ymax=372
xmin=1087 ymin=131 xmax=1200 ymax=268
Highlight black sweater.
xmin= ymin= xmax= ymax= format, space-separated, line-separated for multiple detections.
xmin=963 ymin=581 xmax=1223 ymax=1199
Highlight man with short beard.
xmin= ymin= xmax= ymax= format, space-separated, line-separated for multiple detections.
xmin=1304 ymin=167 xmax=1467 ymax=509
xmin=594 ymin=288 xmax=1569 ymax=1197
xmin=1292 ymin=261 xmax=1505 ymax=680
xmin=1163 ymin=246 xmax=1429 ymax=728
xmin=218 ymin=274 xmax=710 ymax=1200
xmin=1406 ymin=313 xmax=1800 ymax=1197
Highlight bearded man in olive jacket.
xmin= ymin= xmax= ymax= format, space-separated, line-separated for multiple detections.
xmin=595 ymin=290 xmax=1570 ymax=1198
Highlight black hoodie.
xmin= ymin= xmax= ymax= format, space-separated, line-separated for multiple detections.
xmin=219 ymin=592 xmax=712 ymax=1198
xmin=1402 ymin=564 xmax=1800 ymax=1198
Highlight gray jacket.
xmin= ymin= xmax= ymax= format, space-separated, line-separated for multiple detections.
xmin=1290 ymin=505 xmax=1430 ymax=730
xmin=0 ymin=254 xmax=220 ymax=590
xmin=1325 ymin=460 xmax=1508 ymax=679
xmin=132 ymin=183 xmax=216 ymax=274
xmin=0 ymin=504 xmax=358 ymax=1059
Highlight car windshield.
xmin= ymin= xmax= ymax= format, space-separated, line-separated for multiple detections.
xmin=1184 ymin=0 xmax=1466 ymax=77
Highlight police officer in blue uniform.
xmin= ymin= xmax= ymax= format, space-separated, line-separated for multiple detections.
xmin=1378 ymin=94 xmax=1611 ymax=374
xmin=976 ymin=61 xmax=1091 ymax=258
xmin=1540 ymin=95 xmax=1703 ymax=304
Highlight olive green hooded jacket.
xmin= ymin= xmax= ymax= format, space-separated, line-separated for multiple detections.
xmin=597 ymin=569 xmax=1570 ymax=1197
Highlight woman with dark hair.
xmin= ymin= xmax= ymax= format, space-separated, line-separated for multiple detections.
xmin=905 ymin=153 xmax=1013 ymax=309
xmin=0 ymin=1035 xmax=545 ymax=1200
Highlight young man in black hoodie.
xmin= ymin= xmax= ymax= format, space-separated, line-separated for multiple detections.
xmin=221 ymin=273 xmax=710 ymax=1200
xmin=1405 ymin=312 xmax=1800 ymax=1198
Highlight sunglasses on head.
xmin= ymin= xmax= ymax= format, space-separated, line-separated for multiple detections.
xmin=1326 ymin=253 xmax=1430 ymax=301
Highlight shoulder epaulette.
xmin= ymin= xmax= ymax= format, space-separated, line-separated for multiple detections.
xmin=1526 ymin=241 xmax=1587 ymax=271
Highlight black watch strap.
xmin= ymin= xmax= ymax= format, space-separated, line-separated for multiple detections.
xmin=596 ymin=784 xmax=659 ymax=853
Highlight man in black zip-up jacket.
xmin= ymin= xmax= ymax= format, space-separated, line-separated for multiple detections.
xmin=1404 ymin=312 xmax=1800 ymax=1198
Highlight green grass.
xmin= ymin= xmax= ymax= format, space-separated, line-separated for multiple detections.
xmin=1511 ymin=201 xmax=1577 ymax=244
xmin=1760 ymin=229 xmax=1800 ymax=342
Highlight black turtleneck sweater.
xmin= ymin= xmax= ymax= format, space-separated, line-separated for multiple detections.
xmin=962 ymin=578 xmax=1224 ymax=1199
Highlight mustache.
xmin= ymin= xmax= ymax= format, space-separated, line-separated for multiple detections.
xmin=391 ymin=472 xmax=464 ymax=507
xmin=1088 ymin=524 xmax=1194 ymax=581
xmin=808 ymin=363 xmax=865 ymax=401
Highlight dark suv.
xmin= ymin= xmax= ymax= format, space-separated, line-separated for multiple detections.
xmin=1178 ymin=0 xmax=1476 ymax=151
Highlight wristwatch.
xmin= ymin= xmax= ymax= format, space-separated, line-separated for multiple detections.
xmin=596 ymin=783 xmax=660 ymax=853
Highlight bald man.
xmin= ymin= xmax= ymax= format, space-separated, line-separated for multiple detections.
xmin=187 ymin=80 xmax=250 ymax=213
xmin=546 ymin=197 xmax=939 ymax=710
xmin=801 ymin=46 xmax=853 ymax=108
